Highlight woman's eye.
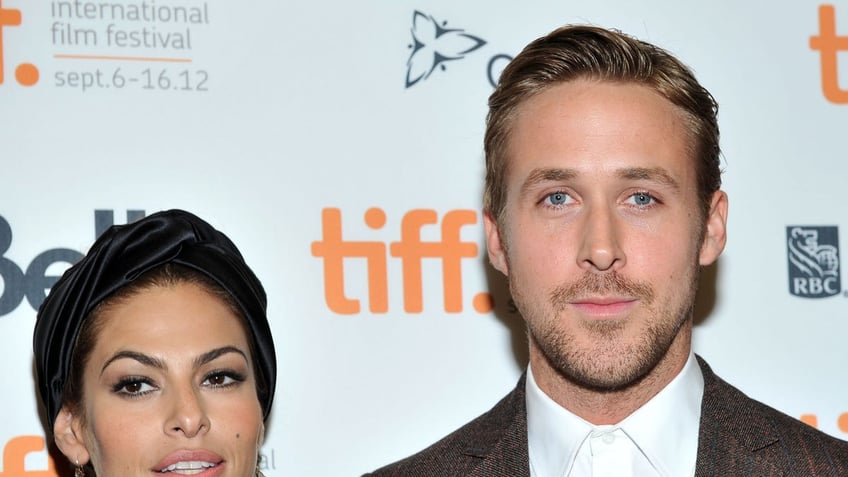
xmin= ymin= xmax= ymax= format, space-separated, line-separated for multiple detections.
xmin=545 ymin=191 xmax=571 ymax=206
xmin=203 ymin=371 xmax=245 ymax=388
xmin=206 ymin=373 xmax=231 ymax=386
xmin=113 ymin=378 xmax=155 ymax=397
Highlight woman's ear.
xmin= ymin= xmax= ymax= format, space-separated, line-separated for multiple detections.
xmin=53 ymin=407 xmax=91 ymax=467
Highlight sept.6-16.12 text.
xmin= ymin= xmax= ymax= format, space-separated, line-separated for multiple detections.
xmin=54 ymin=68 xmax=208 ymax=92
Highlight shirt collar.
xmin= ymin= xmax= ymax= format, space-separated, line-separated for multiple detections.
xmin=526 ymin=353 xmax=704 ymax=477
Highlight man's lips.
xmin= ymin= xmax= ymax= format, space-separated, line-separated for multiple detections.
xmin=153 ymin=450 xmax=224 ymax=475
xmin=569 ymin=297 xmax=638 ymax=316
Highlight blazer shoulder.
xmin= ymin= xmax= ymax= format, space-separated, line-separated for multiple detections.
xmin=697 ymin=356 xmax=848 ymax=474
xmin=365 ymin=376 xmax=527 ymax=477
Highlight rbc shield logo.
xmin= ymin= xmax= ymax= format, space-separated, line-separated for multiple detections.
xmin=787 ymin=226 xmax=841 ymax=298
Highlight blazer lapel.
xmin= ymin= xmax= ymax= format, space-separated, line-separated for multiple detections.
xmin=466 ymin=374 xmax=532 ymax=477
xmin=695 ymin=356 xmax=786 ymax=477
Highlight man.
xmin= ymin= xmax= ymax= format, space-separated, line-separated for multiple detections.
xmin=367 ymin=25 xmax=848 ymax=476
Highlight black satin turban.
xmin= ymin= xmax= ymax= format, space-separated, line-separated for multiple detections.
xmin=33 ymin=209 xmax=276 ymax=428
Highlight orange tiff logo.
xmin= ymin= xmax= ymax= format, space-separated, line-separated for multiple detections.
xmin=0 ymin=0 xmax=38 ymax=86
xmin=1 ymin=436 xmax=57 ymax=476
xmin=810 ymin=4 xmax=848 ymax=103
xmin=312 ymin=208 xmax=494 ymax=315
xmin=800 ymin=412 xmax=848 ymax=435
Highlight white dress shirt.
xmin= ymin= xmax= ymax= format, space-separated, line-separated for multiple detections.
xmin=527 ymin=353 xmax=704 ymax=477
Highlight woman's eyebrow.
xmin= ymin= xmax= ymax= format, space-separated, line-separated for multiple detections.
xmin=99 ymin=346 xmax=248 ymax=377
xmin=100 ymin=350 xmax=165 ymax=376
xmin=194 ymin=346 xmax=249 ymax=368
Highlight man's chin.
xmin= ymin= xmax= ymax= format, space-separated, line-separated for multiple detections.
xmin=558 ymin=360 xmax=656 ymax=393
xmin=540 ymin=338 xmax=667 ymax=393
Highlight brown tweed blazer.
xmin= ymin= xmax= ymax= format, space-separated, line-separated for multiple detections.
xmin=365 ymin=356 xmax=848 ymax=476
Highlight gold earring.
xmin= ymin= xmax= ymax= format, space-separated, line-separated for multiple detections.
xmin=74 ymin=460 xmax=86 ymax=477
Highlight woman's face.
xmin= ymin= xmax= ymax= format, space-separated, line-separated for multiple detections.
xmin=54 ymin=282 xmax=265 ymax=477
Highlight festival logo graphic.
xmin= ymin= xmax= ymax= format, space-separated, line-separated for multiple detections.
xmin=787 ymin=226 xmax=841 ymax=298
xmin=0 ymin=435 xmax=58 ymax=476
xmin=404 ymin=10 xmax=487 ymax=88
xmin=810 ymin=5 xmax=848 ymax=104
xmin=312 ymin=207 xmax=494 ymax=314
xmin=0 ymin=0 xmax=39 ymax=86
xmin=0 ymin=1 xmax=213 ymax=93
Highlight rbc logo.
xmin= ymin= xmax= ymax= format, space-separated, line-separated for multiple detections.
xmin=787 ymin=226 xmax=841 ymax=298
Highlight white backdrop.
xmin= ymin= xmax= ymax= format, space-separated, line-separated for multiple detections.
xmin=1 ymin=1 xmax=846 ymax=476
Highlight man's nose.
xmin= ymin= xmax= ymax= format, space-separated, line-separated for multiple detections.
xmin=576 ymin=204 xmax=625 ymax=272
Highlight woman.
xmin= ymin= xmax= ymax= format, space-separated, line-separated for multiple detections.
xmin=33 ymin=209 xmax=276 ymax=477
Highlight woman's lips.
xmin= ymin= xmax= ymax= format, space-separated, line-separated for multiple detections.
xmin=153 ymin=450 xmax=224 ymax=476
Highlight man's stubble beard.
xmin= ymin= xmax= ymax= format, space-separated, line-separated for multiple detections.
xmin=513 ymin=268 xmax=699 ymax=393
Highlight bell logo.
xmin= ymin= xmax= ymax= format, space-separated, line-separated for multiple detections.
xmin=0 ymin=0 xmax=38 ymax=86
xmin=810 ymin=5 xmax=848 ymax=103
xmin=787 ymin=226 xmax=841 ymax=298
xmin=311 ymin=208 xmax=494 ymax=314
xmin=0 ymin=209 xmax=147 ymax=316
xmin=0 ymin=435 xmax=58 ymax=476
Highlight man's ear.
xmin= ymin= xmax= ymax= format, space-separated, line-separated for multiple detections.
xmin=53 ymin=406 xmax=91 ymax=467
xmin=484 ymin=211 xmax=509 ymax=276
xmin=699 ymin=191 xmax=728 ymax=266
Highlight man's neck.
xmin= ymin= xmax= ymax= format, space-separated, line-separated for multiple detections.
xmin=529 ymin=326 xmax=692 ymax=425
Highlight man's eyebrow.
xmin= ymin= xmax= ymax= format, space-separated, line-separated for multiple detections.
xmin=616 ymin=167 xmax=680 ymax=190
xmin=100 ymin=351 xmax=166 ymax=376
xmin=520 ymin=168 xmax=578 ymax=197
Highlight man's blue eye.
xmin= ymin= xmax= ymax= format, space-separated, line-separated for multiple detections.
xmin=548 ymin=192 xmax=568 ymax=205
xmin=632 ymin=193 xmax=653 ymax=206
